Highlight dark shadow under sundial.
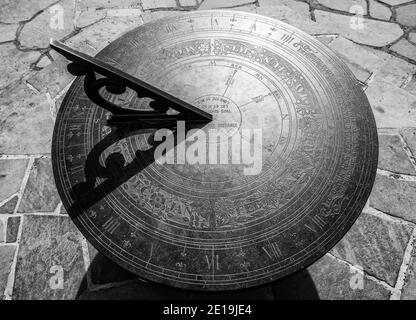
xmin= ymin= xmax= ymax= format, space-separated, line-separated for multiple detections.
xmin=75 ymin=255 xmax=320 ymax=300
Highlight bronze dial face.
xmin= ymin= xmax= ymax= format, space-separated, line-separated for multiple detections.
xmin=52 ymin=10 xmax=378 ymax=291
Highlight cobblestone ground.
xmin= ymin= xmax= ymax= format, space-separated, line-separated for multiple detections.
xmin=0 ymin=0 xmax=416 ymax=300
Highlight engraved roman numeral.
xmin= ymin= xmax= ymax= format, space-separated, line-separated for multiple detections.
xmin=129 ymin=39 xmax=141 ymax=48
xmin=249 ymin=21 xmax=257 ymax=32
xmin=165 ymin=23 xmax=177 ymax=33
xmin=71 ymin=164 xmax=84 ymax=175
xmin=281 ymin=33 xmax=294 ymax=44
xmin=67 ymin=142 xmax=84 ymax=148
xmin=305 ymin=215 xmax=326 ymax=233
xmin=262 ymin=241 xmax=282 ymax=260
xmin=102 ymin=217 xmax=120 ymax=234
xmin=211 ymin=17 xmax=219 ymax=28
xmin=205 ymin=254 xmax=220 ymax=270
xmin=146 ymin=243 xmax=158 ymax=266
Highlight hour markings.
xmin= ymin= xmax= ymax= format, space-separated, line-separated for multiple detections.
xmin=249 ymin=21 xmax=257 ymax=33
xmin=146 ymin=243 xmax=158 ymax=267
xmin=205 ymin=253 xmax=220 ymax=271
xmin=262 ymin=241 xmax=282 ymax=260
xmin=66 ymin=142 xmax=85 ymax=148
xmin=70 ymin=164 xmax=84 ymax=175
xmin=211 ymin=15 xmax=219 ymax=29
xmin=165 ymin=23 xmax=177 ymax=33
xmin=102 ymin=217 xmax=120 ymax=234
xmin=281 ymin=32 xmax=295 ymax=44
xmin=129 ymin=39 xmax=141 ymax=48
xmin=305 ymin=215 xmax=326 ymax=233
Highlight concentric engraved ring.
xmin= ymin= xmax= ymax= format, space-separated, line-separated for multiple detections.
xmin=52 ymin=10 xmax=378 ymax=290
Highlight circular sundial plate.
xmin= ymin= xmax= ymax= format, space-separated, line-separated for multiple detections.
xmin=52 ymin=10 xmax=378 ymax=291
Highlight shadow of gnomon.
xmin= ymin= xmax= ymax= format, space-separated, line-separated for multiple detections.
xmin=64 ymin=121 xmax=319 ymax=300
xmin=66 ymin=120 xmax=190 ymax=219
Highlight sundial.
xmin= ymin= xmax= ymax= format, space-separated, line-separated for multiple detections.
xmin=51 ymin=10 xmax=378 ymax=291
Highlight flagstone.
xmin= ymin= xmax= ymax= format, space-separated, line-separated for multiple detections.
xmin=18 ymin=158 xmax=60 ymax=213
xmin=6 ymin=216 xmax=20 ymax=243
xmin=0 ymin=159 xmax=28 ymax=203
xmin=317 ymin=0 xmax=367 ymax=14
xmin=0 ymin=83 xmax=53 ymax=154
xmin=0 ymin=0 xmax=57 ymax=23
xmin=12 ymin=215 xmax=85 ymax=299
xmin=396 ymin=3 xmax=416 ymax=27
xmin=0 ymin=24 xmax=18 ymax=43
xmin=0 ymin=245 xmax=16 ymax=297
xmin=369 ymin=175 xmax=416 ymax=224
xmin=378 ymin=134 xmax=415 ymax=175
xmin=391 ymin=39 xmax=416 ymax=62
xmin=369 ymin=0 xmax=392 ymax=20
xmin=314 ymin=10 xmax=402 ymax=47
xmin=18 ymin=0 xmax=76 ymax=49
xmin=330 ymin=211 xmax=412 ymax=286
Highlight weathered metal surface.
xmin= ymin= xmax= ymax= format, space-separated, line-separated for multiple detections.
xmin=52 ymin=10 xmax=378 ymax=291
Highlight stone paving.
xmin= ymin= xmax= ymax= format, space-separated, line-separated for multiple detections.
xmin=0 ymin=0 xmax=416 ymax=300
